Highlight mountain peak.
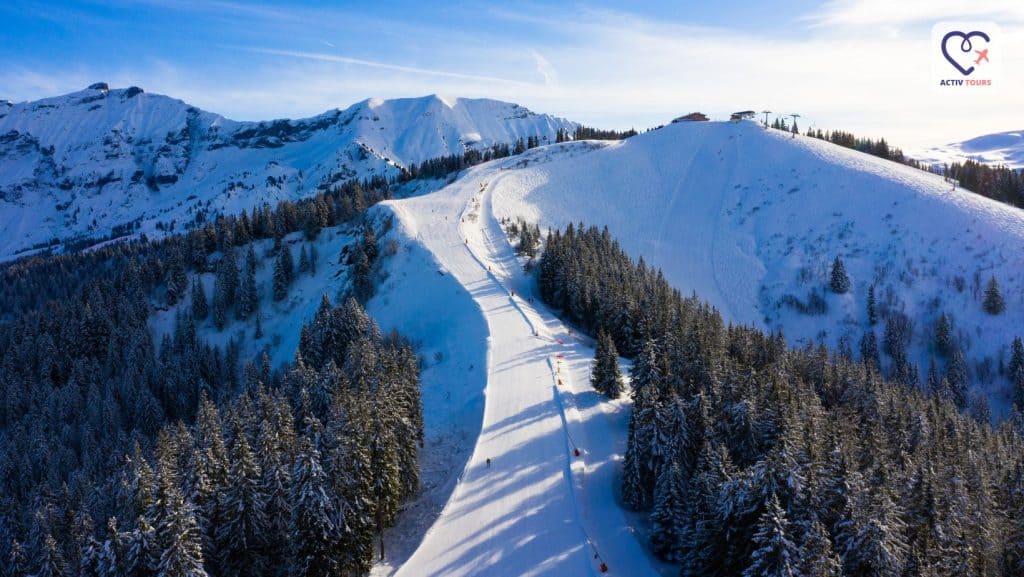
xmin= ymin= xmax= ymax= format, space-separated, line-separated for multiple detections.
xmin=0 ymin=87 xmax=578 ymax=261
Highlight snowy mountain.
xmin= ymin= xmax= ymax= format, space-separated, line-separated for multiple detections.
xmin=394 ymin=120 xmax=1024 ymax=414
xmin=912 ymin=129 xmax=1024 ymax=169
xmin=0 ymin=84 xmax=576 ymax=261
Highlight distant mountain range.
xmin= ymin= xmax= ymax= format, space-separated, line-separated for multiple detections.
xmin=0 ymin=84 xmax=577 ymax=261
xmin=911 ymin=129 xmax=1024 ymax=170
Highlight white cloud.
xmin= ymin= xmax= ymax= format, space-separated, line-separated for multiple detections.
xmin=805 ymin=0 xmax=1024 ymax=28
xmin=245 ymin=47 xmax=537 ymax=87
xmin=531 ymin=51 xmax=558 ymax=86
xmin=2 ymin=3 xmax=1019 ymax=147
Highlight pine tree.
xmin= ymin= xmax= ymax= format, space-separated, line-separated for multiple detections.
xmin=155 ymin=495 xmax=207 ymax=577
xmin=983 ymin=275 xmax=1005 ymax=314
xmin=630 ymin=339 xmax=661 ymax=402
xmin=165 ymin=248 xmax=189 ymax=306
xmin=35 ymin=534 xmax=66 ymax=577
xmin=836 ymin=485 xmax=907 ymax=577
xmin=621 ymin=435 xmax=648 ymax=511
xmin=191 ymin=278 xmax=208 ymax=321
xmin=299 ymin=245 xmax=310 ymax=275
xmin=935 ymin=312 xmax=952 ymax=357
xmin=946 ymin=349 xmax=969 ymax=408
xmin=216 ymin=433 xmax=267 ymax=576
xmin=866 ymin=284 xmax=877 ymax=324
xmin=362 ymin=227 xmax=378 ymax=262
xmin=6 ymin=540 xmax=28 ymax=577
xmin=238 ymin=247 xmax=258 ymax=321
xmin=830 ymin=256 xmax=851 ymax=294
xmin=650 ymin=460 xmax=686 ymax=561
xmin=212 ymin=249 xmax=240 ymax=330
xmin=273 ymin=246 xmax=293 ymax=302
xmin=796 ymin=519 xmax=841 ymax=577
xmin=124 ymin=516 xmax=158 ymax=577
xmin=254 ymin=310 xmax=264 ymax=340
xmin=290 ymin=439 xmax=339 ymax=577
xmin=351 ymin=245 xmax=373 ymax=304
xmin=743 ymin=493 xmax=798 ymax=577
xmin=591 ymin=330 xmax=623 ymax=398
xmin=860 ymin=331 xmax=880 ymax=371
xmin=1011 ymin=336 xmax=1024 ymax=409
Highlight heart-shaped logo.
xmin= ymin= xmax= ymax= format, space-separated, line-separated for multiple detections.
xmin=941 ymin=30 xmax=990 ymax=76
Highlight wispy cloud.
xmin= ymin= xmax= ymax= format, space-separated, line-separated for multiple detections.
xmin=531 ymin=51 xmax=558 ymax=86
xmin=1 ymin=2 xmax=1019 ymax=145
xmin=244 ymin=47 xmax=538 ymax=87
xmin=804 ymin=0 xmax=1024 ymax=28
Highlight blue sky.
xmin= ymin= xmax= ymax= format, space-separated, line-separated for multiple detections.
xmin=1 ymin=0 xmax=1021 ymax=145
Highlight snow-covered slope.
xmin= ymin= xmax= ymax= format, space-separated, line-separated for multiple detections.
xmin=477 ymin=121 xmax=1024 ymax=413
xmin=375 ymin=157 xmax=660 ymax=577
xmin=913 ymin=129 xmax=1024 ymax=169
xmin=0 ymin=84 xmax=576 ymax=261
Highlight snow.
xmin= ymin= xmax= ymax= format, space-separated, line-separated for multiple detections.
xmin=369 ymin=158 xmax=661 ymax=576
xmin=0 ymin=86 xmax=577 ymax=262
xmin=119 ymin=106 xmax=1024 ymax=576
xmin=911 ymin=129 xmax=1024 ymax=169
xmin=475 ymin=121 xmax=1024 ymax=416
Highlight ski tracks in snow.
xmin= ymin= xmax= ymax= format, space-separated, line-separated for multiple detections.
xmin=388 ymin=167 xmax=659 ymax=576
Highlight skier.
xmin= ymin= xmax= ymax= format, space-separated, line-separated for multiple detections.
xmin=486 ymin=458 xmax=491 ymax=468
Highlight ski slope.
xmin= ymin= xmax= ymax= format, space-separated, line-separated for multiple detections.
xmin=380 ymin=158 xmax=659 ymax=576
xmin=372 ymin=120 xmax=1024 ymax=574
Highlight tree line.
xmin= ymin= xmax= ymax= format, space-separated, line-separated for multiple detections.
xmin=540 ymin=223 xmax=1024 ymax=577
xmin=0 ymin=171 xmax=416 ymax=576
xmin=800 ymin=124 xmax=1024 ymax=211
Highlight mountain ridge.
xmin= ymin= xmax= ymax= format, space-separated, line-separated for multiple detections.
xmin=912 ymin=129 xmax=1024 ymax=170
xmin=0 ymin=85 xmax=577 ymax=261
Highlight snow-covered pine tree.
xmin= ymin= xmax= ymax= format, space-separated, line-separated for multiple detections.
xmin=191 ymin=278 xmax=208 ymax=321
xmin=165 ymin=248 xmax=189 ymax=306
xmin=649 ymin=460 xmax=686 ymax=561
xmin=35 ymin=534 xmax=66 ymax=577
xmin=796 ymin=519 xmax=841 ymax=577
xmin=934 ymin=312 xmax=953 ymax=357
xmin=273 ymin=246 xmax=293 ymax=302
xmin=216 ymin=433 xmax=267 ymax=576
xmin=237 ymin=247 xmax=258 ymax=321
xmin=830 ymin=256 xmax=850 ymax=294
xmin=590 ymin=330 xmax=623 ymax=398
xmin=983 ymin=275 xmax=1005 ymax=315
xmin=866 ymin=284 xmax=877 ymax=325
xmin=742 ymin=493 xmax=798 ymax=577
xmin=5 ymin=538 xmax=28 ymax=577
xmin=155 ymin=492 xmax=207 ymax=577
xmin=859 ymin=330 xmax=880 ymax=371
xmin=298 ymin=245 xmax=310 ymax=275
xmin=123 ymin=516 xmax=159 ymax=577
xmin=1011 ymin=337 xmax=1024 ymax=409
xmin=211 ymin=251 xmax=239 ymax=330
xmin=290 ymin=438 xmax=340 ymax=577
xmin=630 ymin=338 xmax=661 ymax=402
xmin=362 ymin=227 xmax=378 ymax=262
xmin=351 ymin=246 xmax=373 ymax=304
xmin=835 ymin=482 xmax=908 ymax=577
xmin=945 ymin=349 xmax=969 ymax=408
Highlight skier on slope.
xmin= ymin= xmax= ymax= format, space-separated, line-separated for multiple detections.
xmin=486 ymin=458 xmax=491 ymax=468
